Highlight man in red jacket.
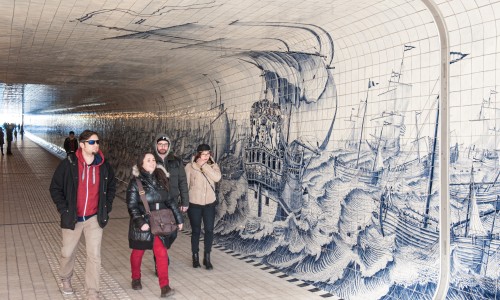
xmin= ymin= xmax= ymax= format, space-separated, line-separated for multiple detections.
xmin=50 ymin=130 xmax=116 ymax=300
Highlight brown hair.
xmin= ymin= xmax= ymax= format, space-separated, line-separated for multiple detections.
xmin=137 ymin=152 xmax=169 ymax=190
xmin=79 ymin=129 xmax=99 ymax=142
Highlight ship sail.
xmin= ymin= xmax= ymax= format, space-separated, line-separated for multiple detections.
xmin=468 ymin=187 xmax=487 ymax=237
xmin=373 ymin=82 xmax=411 ymax=153
xmin=470 ymin=90 xmax=500 ymax=154
xmin=373 ymin=142 xmax=385 ymax=171
xmin=209 ymin=105 xmax=230 ymax=161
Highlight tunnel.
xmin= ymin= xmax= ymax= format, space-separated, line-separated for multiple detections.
xmin=0 ymin=0 xmax=499 ymax=299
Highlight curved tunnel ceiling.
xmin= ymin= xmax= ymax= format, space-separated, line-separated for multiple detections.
xmin=0 ymin=0 xmax=435 ymax=115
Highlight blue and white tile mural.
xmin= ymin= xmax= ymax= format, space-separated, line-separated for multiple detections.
xmin=22 ymin=1 xmax=499 ymax=299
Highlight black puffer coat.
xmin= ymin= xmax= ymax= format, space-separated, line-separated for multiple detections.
xmin=126 ymin=165 xmax=183 ymax=250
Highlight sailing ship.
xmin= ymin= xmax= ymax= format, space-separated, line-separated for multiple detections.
xmin=334 ymin=80 xmax=385 ymax=186
xmin=375 ymin=99 xmax=441 ymax=249
xmin=450 ymin=178 xmax=500 ymax=208
xmin=467 ymin=90 xmax=500 ymax=167
xmin=450 ymin=90 xmax=500 ymax=206
xmin=243 ymin=94 xmax=321 ymax=221
xmin=375 ymin=187 xmax=440 ymax=249
xmin=451 ymin=166 xmax=500 ymax=275
xmin=219 ymin=117 xmax=248 ymax=180
xmin=334 ymin=46 xmax=415 ymax=186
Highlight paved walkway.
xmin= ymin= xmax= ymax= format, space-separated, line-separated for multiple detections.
xmin=0 ymin=137 xmax=333 ymax=300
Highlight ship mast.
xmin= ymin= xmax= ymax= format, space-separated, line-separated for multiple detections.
xmin=464 ymin=165 xmax=474 ymax=236
xmin=372 ymin=121 xmax=389 ymax=171
xmin=415 ymin=112 xmax=421 ymax=162
xmin=356 ymin=86 xmax=369 ymax=168
xmin=423 ymin=99 xmax=439 ymax=228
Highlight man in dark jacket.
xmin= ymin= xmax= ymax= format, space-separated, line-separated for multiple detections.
xmin=49 ymin=129 xmax=116 ymax=300
xmin=0 ymin=128 xmax=4 ymax=155
xmin=5 ymin=123 xmax=13 ymax=155
xmin=63 ymin=131 xmax=78 ymax=155
xmin=153 ymin=133 xmax=189 ymax=248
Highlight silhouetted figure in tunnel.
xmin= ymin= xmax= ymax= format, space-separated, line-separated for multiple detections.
xmin=4 ymin=123 xmax=13 ymax=155
xmin=63 ymin=131 xmax=78 ymax=156
xmin=0 ymin=128 xmax=4 ymax=155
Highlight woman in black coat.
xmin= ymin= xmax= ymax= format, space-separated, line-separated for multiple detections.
xmin=126 ymin=152 xmax=183 ymax=298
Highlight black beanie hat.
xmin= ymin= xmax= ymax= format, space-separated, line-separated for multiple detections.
xmin=157 ymin=136 xmax=170 ymax=144
xmin=196 ymin=144 xmax=211 ymax=152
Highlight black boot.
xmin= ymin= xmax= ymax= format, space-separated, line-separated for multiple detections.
xmin=131 ymin=279 xmax=142 ymax=290
xmin=192 ymin=253 xmax=201 ymax=268
xmin=203 ymin=252 xmax=213 ymax=270
xmin=160 ymin=285 xmax=175 ymax=297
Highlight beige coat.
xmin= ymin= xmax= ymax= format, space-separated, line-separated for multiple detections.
xmin=185 ymin=157 xmax=222 ymax=206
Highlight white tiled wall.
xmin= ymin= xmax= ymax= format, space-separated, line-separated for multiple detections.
xmin=10 ymin=1 xmax=500 ymax=299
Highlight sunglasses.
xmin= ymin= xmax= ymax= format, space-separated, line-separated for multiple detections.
xmin=84 ymin=140 xmax=100 ymax=145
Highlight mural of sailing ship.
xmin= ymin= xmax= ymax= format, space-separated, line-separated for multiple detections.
xmin=29 ymin=5 xmax=499 ymax=297
xmin=444 ymin=85 xmax=500 ymax=298
xmin=447 ymin=178 xmax=499 ymax=298
xmin=334 ymin=45 xmax=437 ymax=187
xmin=331 ymin=45 xmax=448 ymax=255
xmin=376 ymin=96 xmax=441 ymax=250
xmin=243 ymin=94 xmax=321 ymax=224
xmin=466 ymin=89 xmax=500 ymax=168
xmin=451 ymin=166 xmax=500 ymax=275
xmin=240 ymin=23 xmax=336 ymax=225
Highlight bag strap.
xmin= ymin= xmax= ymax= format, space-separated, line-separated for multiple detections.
xmin=200 ymin=168 xmax=215 ymax=193
xmin=135 ymin=178 xmax=151 ymax=215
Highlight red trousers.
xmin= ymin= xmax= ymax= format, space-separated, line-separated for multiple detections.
xmin=130 ymin=236 xmax=169 ymax=287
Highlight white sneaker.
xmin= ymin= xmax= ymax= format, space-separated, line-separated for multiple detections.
xmin=61 ymin=279 xmax=73 ymax=295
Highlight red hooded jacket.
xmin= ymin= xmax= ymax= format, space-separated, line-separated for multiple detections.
xmin=75 ymin=148 xmax=104 ymax=217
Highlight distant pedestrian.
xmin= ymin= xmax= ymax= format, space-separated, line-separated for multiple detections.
xmin=0 ymin=128 xmax=4 ymax=155
xmin=63 ymin=131 xmax=78 ymax=156
xmin=20 ymin=125 xmax=24 ymax=140
xmin=5 ymin=124 xmax=13 ymax=155
xmin=13 ymin=128 xmax=17 ymax=141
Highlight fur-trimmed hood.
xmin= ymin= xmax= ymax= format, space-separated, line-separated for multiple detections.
xmin=132 ymin=164 xmax=170 ymax=178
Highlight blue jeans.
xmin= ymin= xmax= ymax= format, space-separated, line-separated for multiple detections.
xmin=188 ymin=203 xmax=215 ymax=254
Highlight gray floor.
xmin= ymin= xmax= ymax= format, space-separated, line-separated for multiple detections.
xmin=0 ymin=138 xmax=334 ymax=300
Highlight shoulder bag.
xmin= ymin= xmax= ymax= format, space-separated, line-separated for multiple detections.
xmin=136 ymin=179 xmax=177 ymax=236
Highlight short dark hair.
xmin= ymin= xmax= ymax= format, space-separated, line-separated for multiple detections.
xmin=69 ymin=131 xmax=75 ymax=135
xmin=79 ymin=130 xmax=98 ymax=143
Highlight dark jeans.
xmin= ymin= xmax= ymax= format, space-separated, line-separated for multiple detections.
xmin=188 ymin=203 xmax=215 ymax=254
